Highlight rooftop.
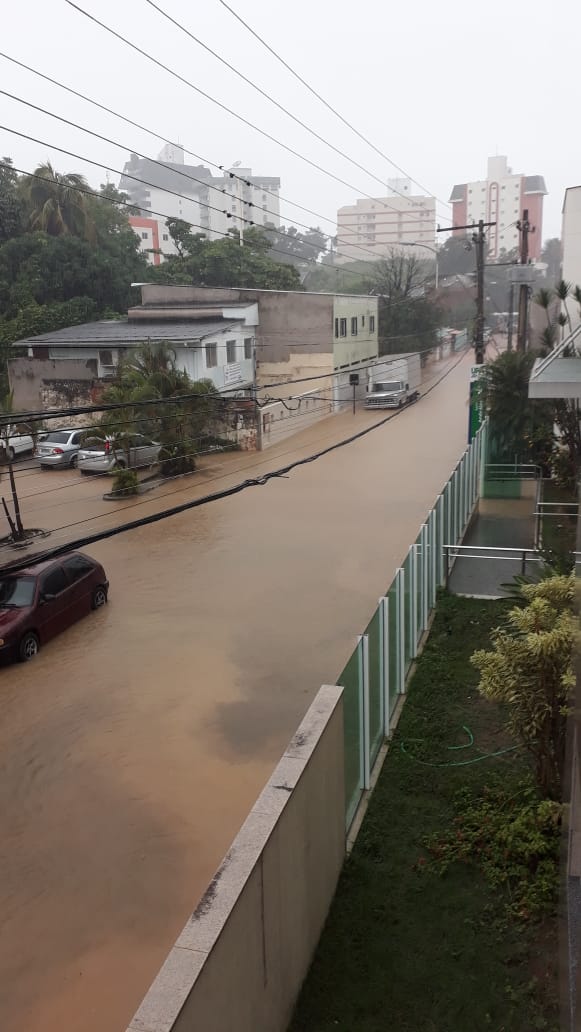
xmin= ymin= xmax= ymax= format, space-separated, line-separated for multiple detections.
xmin=12 ymin=318 xmax=243 ymax=347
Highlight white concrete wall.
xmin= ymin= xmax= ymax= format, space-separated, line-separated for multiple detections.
xmin=126 ymin=685 xmax=345 ymax=1032
xmin=563 ymin=187 xmax=581 ymax=331
xmin=174 ymin=330 xmax=254 ymax=393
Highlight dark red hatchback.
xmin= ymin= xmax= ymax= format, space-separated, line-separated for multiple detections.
xmin=0 ymin=552 xmax=109 ymax=662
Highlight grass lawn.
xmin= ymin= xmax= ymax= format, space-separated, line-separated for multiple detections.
xmin=290 ymin=594 xmax=558 ymax=1032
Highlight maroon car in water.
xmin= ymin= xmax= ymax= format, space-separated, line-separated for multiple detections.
xmin=0 ymin=552 xmax=109 ymax=662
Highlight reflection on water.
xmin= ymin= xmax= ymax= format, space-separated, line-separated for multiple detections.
xmin=0 ymin=355 xmax=470 ymax=1032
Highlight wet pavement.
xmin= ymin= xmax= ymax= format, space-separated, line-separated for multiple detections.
xmin=0 ymin=351 xmax=472 ymax=1032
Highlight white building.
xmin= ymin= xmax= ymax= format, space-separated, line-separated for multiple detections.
xmin=121 ymin=145 xmax=281 ymax=262
xmin=450 ymin=156 xmax=546 ymax=260
xmin=562 ymin=186 xmax=581 ymax=331
xmin=336 ymin=180 xmax=436 ymax=263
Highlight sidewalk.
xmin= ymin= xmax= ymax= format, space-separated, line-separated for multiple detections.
xmin=449 ymin=481 xmax=537 ymax=597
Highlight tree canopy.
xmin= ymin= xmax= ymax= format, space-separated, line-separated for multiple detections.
xmin=364 ymin=252 xmax=442 ymax=356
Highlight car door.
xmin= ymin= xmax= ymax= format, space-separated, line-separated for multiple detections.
xmin=137 ymin=436 xmax=157 ymax=466
xmin=62 ymin=554 xmax=97 ymax=617
xmin=37 ymin=564 xmax=71 ymax=642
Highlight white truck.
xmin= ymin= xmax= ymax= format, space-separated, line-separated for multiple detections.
xmin=365 ymin=355 xmax=421 ymax=410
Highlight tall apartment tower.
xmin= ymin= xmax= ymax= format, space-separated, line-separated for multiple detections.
xmin=449 ymin=156 xmax=547 ymax=260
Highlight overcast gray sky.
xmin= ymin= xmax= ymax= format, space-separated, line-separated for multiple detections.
xmin=2 ymin=0 xmax=578 ymax=246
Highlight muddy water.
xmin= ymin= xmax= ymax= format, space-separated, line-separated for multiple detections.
xmin=0 ymin=354 xmax=471 ymax=1032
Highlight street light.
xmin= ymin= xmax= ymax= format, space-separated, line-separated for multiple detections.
xmin=399 ymin=242 xmax=439 ymax=290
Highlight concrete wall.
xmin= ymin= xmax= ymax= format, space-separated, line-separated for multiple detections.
xmin=8 ymin=357 xmax=100 ymax=410
xmin=126 ymin=685 xmax=345 ymax=1032
xmin=563 ymin=187 xmax=581 ymax=331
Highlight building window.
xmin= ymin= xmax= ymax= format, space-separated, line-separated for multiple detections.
xmin=231 ymin=204 xmax=237 ymax=212
xmin=361 ymin=315 xmax=365 ymax=327
xmin=205 ymin=342 xmax=217 ymax=368
xmin=351 ymin=316 xmax=358 ymax=336
xmin=162 ymin=233 xmax=169 ymax=241
xmin=141 ymin=232 xmax=148 ymax=239
xmin=244 ymin=337 xmax=253 ymax=360
xmin=369 ymin=315 xmax=376 ymax=333
xmin=226 ymin=340 xmax=237 ymax=363
xmin=339 ymin=318 xmax=347 ymax=337
xmin=335 ymin=318 xmax=339 ymax=337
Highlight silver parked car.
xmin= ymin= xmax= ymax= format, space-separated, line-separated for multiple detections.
xmin=35 ymin=428 xmax=85 ymax=469
xmin=77 ymin=434 xmax=161 ymax=475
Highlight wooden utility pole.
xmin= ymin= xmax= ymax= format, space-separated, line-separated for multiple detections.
xmin=516 ymin=209 xmax=534 ymax=352
xmin=437 ymin=220 xmax=495 ymax=365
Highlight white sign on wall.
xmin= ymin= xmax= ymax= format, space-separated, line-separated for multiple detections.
xmin=224 ymin=363 xmax=242 ymax=385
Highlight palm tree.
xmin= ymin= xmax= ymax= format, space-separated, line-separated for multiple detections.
xmin=21 ymin=162 xmax=94 ymax=241
xmin=553 ymin=278 xmax=573 ymax=338
xmin=533 ymin=286 xmax=554 ymax=329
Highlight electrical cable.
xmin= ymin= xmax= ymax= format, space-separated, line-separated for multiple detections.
xmin=144 ymin=0 xmax=442 ymax=216
xmin=217 ymin=0 xmax=453 ymax=216
xmin=0 ymin=50 xmax=392 ymax=243
xmin=0 ymin=91 xmax=392 ymax=268
xmin=0 ymin=348 xmax=469 ymax=569
xmin=3 ymin=159 xmax=398 ymax=286
xmin=65 ymin=1 xmax=453 ymax=229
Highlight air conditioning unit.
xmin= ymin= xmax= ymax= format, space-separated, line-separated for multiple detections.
xmin=100 ymin=365 xmax=117 ymax=378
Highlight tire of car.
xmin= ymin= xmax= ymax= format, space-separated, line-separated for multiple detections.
xmin=92 ymin=585 xmax=108 ymax=609
xmin=7 ymin=446 xmax=15 ymax=461
xmin=19 ymin=631 xmax=40 ymax=662
xmin=70 ymin=454 xmax=78 ymax=468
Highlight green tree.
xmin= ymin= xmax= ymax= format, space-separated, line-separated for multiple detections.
xmin=472 ymin=576 xmax=575 ymax=799
xmin=479 ymin=350 xmax=554 ymax=469
xmin=541 ymin=238 xmax=561 ymax=283
xmin=437 ymin=235 xmax=475 ymax=278
xmin=0 ymin=158 xmax=25 ymax=243
xmin=365 ymin=252 xmax=441 ymax=356
xmin=262 ymin=223 xmax=328 ymax=269
xmin=146 ymin=227 xmax=302 ymax=291
xmin=20 ymin=162 xmax=94 ymax=241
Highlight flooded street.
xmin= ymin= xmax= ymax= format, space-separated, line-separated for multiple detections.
xmin=0 ymin=353 xmax=471 ymax=1032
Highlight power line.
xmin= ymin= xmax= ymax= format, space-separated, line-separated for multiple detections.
xmin=0 ymin=349 xmax=468 ymax=572
xmin=144 ymin=0 xmax=438 ymax=214
xmin=3 ymin=155 xmax=388 ymax=280
xmin=65 ymin=1 xmax=452 ymax=230
xmin=216 ymin=0 xmax=453 ymax=216
xmin=0 ymin=91 xmax=391 ymax=268
xmin=0 ymin=51 xmax=376 ymax=241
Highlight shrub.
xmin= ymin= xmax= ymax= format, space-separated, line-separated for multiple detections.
xmin=111 ymin=467 xmax=139 ymax=496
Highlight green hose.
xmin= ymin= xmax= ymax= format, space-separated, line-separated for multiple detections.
xmin=399 ymin=725 xmax=521 ymax=767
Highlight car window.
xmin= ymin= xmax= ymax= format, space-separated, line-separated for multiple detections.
xmin=63 ymin=555 xmax=95 ymax=584
xmin=40 ymin=566 xmax=68 ymax=596
xmin=42 ymin=432 xmax=70 ymax=444
xmin=70 ymin=432 xmax=82 ymax=444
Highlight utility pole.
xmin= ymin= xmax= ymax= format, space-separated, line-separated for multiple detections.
xmin=516 ymin=209 xmax=534 ymax=352
xmin=252 ymin=337 xmax=262 ymax=450
xmin=507 ymin=282 xmax=515 ymax=350
xmin=438 ymin=220 xmax=495 ymax=365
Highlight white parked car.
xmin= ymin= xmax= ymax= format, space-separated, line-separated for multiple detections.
xmin=1 ymin=426 xmax=34 ymax=461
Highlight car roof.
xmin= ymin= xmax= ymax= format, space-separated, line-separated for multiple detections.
xmin=2 ymin=552 xmax=93 ymax=577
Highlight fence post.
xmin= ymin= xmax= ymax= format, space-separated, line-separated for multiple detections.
xmin=412 ymin=544 xmax=419 ymax=658
xmin=445 ymin=545 xmax=450 ymax=589
xmin=380 ymin=596 xmax=390 ymax=737
xmin=358 ymin=634 xmax=371 ymax=790
xmin=421 ymin=525 xmax=429 ymax=631
xmin=397 ymin=569 xmax=406 ymax=693
xmin=521 ymin=551 xmax=527 ymax=576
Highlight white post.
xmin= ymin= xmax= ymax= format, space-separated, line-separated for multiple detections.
xmin=421 ymin=525 xmax=429 ymax=630
xmin=397 ymin=569 xmax=406 ymax=693
xmin=411 ymin=544 xmax=419 ymax=658
xmin=358 ymin=634 xmax=371 ymax=789
xmin=380 ymin=596 xmax=390 ymax=737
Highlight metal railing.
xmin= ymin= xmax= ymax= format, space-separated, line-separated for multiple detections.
xmin=531 ymin=321 xmax=581 ymax=378
xmin=340 ymin=423 xmax=486 ymax=830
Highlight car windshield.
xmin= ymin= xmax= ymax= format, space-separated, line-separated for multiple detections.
xmin=41 ymin=431 xmax=71 ymax=444
xmin=0 ymin=576 xmax=35 ymax=608
xmin=373 ymin=382 xmax=401 ymax=392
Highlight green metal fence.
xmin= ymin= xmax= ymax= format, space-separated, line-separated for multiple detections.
xmin=339 ymin=423 xmax=486 ymax=829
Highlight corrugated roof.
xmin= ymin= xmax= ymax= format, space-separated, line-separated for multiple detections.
xmin=12 ymin=318 xmax=242 ymax=347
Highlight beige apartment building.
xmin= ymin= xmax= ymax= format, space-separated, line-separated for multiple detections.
xmin=336 ymin=179 xmax=436 ymax=263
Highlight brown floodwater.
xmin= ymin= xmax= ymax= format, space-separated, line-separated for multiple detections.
xmin=0 ymin=352 xmax=471 ymax=1032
